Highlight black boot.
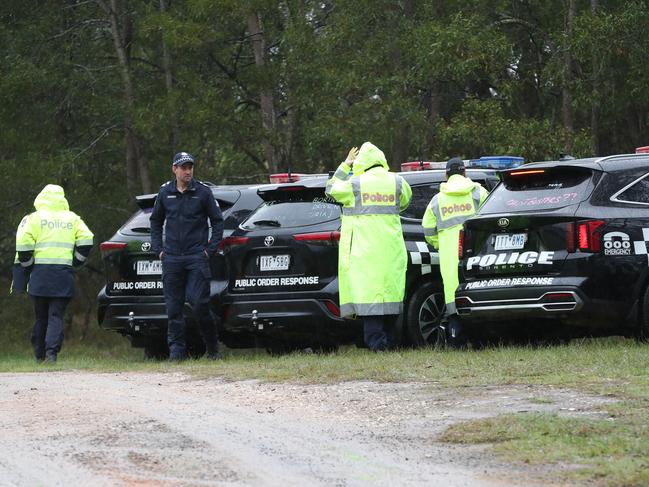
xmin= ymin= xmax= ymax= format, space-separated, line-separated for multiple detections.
xmin=447 ymin=314 xmax=468 ymax=350
xmin=205 ymin=342 xmax=221 ymax=360
xmin=44 ymin=350 xmax=57 ymax=363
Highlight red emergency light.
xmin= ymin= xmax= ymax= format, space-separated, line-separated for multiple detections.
xmin=401 ymin=161 xmax=436 ymax=172
xmin=269 ymin=173 xmax=306 ymax=183
xmin=635 ymin=146 xmax=649 ymax=154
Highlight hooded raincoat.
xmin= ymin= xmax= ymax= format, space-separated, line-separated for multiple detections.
xmin=326 ymin=142 xmax=412 ymax=318
xmin=14 ymin=185 xmax=94 ymax=297
xmin=422 ymin=174 xmax=488 ymax=313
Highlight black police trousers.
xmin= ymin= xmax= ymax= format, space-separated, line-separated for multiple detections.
xmin=31 ymin=296 xmax=70 ymax=360
xmin=162 ymin=253 xmax=218 ymax=359
xmin=362 ymin=314 xmax=398 ymax=352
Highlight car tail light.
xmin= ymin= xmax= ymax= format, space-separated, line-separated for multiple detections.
xmin=577 ymin=220 xmax=605 ymax=252
xmin=99 ymin=241 xmax=127 ymax=255
xmin=221 ymin=305 xmax=230 ymax=322
xmin=321 ymin=299 xmax=341 ymax=317
xmin=293 ymin=231 xmax=340 ymax=245
xmin=458 ymin=229 xmax=464 ymax=259
xmin=219 ymin=236 xmax=250 ymax=249
xmin=269 ymin=173 xmax=306 ymax=183
xmin=565 ymin=222 xmax=576 ymax=253
xmin=636 ymin=146 xmax=649 ymax=154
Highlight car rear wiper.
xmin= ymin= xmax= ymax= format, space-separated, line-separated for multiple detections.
xmin=251 ymin=219 xmax=281 ymax=227
xmin=130 ymin=227 xmax=151 ymax=233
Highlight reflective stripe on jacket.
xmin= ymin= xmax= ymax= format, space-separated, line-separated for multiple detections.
xmin=326 ymin=142 xmax=412 ymax=318
xmin=15 ymin=184 xmax=94 ymax=297
xmin=422 ymin=174 xmax=488 ymax=312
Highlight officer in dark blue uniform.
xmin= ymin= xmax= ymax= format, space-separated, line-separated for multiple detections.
xmin=150 ymin=152 xmax=224 ymax=360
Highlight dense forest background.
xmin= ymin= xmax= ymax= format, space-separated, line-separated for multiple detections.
xmin=1 ymin=0 xmax=648 ymax=341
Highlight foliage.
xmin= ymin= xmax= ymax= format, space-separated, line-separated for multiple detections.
xmin=1 ymin=1 xmax=648 ymax=334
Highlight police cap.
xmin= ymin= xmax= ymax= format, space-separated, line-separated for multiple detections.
xmin=172 ymin=152 xmax=195 ymax=166
xmin=446 ymin=157 xmax=465 ymax=175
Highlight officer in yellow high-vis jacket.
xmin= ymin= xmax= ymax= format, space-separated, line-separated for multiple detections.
xmin=14 ymin=184 xmax=94 ymax=363
xmin=422 ymin=158 xmax=488 ymax=348
xmin=326 ymin=142 xmax=412 ymax=351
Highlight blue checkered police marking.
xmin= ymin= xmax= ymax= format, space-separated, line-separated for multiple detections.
xmin=406 ymin=241 xmax=439 ymax=275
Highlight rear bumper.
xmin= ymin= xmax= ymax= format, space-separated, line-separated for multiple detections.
xmin=456 ymin=277 xmax=589 ymax=324
xmin=97 ymin=287 xmax=168 ymax=335
xmin=222 ymin=297 xmax=361 ymax=343
xmin=456 ymin=276 xmax=632 ymax=329
xmin=456 ymin=288 xmax=584 ymax=317
xmin=98 ymin=285 xmax=225 ymax=338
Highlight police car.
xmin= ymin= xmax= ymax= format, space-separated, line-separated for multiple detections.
xmin=96 ymin=183 xmax=265 ymax=358
xmin=456 ymin=150 xmax=649 ymax=342
xmin=218 ymin=166 xmax=501 ymax=351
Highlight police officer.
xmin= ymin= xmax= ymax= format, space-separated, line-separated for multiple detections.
xmin=422 ymin=158 xmax=488 ymax=348
xmin=150 ymin=152 xmax=224 ymax=360
xmin=14 ymin=184 xmax=94 ymax=363
xmin=326 ymin=142 xmax=412 ymax=351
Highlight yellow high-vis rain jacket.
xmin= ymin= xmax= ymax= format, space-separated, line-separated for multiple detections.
xmin=15 ymin=184 xmax=94 ymax=297
xmin=422 ymin=174 xmax=488 ymax=314
xmin=326 ymin=142 xmax=412 ymax=317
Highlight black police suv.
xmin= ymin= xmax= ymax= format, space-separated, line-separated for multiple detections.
xmin=97 ymin=183 xmax=265 ymax=357
xmin=218 ymin=169 xmax=500 ymax=351
xmin=456 ymin=152 xmax=649 ymax=342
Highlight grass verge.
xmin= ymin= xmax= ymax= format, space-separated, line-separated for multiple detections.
xmin=1 ymin=337 xmax=649 ymax=485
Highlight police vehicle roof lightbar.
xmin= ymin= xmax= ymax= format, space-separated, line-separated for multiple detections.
xmin=269 ymin=173 xmax=329 ymax=183
xmin=400 ymin=161 xmax=448 ymax=172
xmin=636 ymin=146 xmax=649 ymax=154
xmin=467 ymin=156 xmax=524 ymax=170
xmin=269 ymin=173 xmax=306 ymax=183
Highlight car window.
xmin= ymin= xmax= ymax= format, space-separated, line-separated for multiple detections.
xmin=613 ymin=173 xmax=649 ymax=204
xmin=120 ymin=209 xmax=152 ymax=235
xmin=401 ymin=184 xmax=439 ymax=220
xmin=479 ymin=166 xmax=594 ymax=213
xmin=242 ymin=197 xmax=341 ymax=229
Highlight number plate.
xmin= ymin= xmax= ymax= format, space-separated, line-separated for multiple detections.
xmin=259 ymin=255 xmax=290 ymax=271
xmin=136 ymin=260 xmax=162 ymax=275
xmin=494 ymin=233 xmax=527 ymax=251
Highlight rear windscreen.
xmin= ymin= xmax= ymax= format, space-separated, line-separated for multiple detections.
xmin=479 ymin=167 xmax=595 ymax=214
xmin=241 ymin=198 xmax=340 ymax=229
xmin=120 ymin=209 xmax=152 ymax=235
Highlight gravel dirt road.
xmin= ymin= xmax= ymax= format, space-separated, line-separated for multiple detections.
xmin=0 ymin=371 xmax=612 ymax=486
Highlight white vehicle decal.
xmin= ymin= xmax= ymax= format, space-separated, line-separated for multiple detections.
xmin=464 ymin=277 xmax=554 ymax=290
xmin=603 ymin=231 xmax=631 ymax=256
xmin=234 ymin=276 xmax=320 ymax=289
xmin=466 ymin=251 xmax=555 ymax=271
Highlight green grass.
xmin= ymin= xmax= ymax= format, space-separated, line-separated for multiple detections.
xmin=2 ymin=336 xmax=649 ymax=485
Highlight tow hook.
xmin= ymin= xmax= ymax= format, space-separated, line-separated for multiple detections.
xmin=252 ymin=309 xmax=262 ymax=330
xmin=128 ymin=311 xmax=140 ymax=332
xmin=251 ymin=310 xmax=273 ymax=331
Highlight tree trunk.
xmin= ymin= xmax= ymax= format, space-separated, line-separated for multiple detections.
xmin=98 ymin=0 xmax=152 ymax=195
xmin=590 ymin=0 xmax=600 ymax=156
xmin=562 ymin=0 xmax=576 ymax=154
xmin=160 ymin=0 xmax=179 ymax=153
xmin=247 ymin=12 xmax=278 ymax=173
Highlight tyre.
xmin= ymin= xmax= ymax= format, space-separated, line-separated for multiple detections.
xmin=637 ymin=285 xmax=649 ymax=342
xmin=405 ymin=280 xmax=447 ymax=347
xmin=143 ymin=338 xmax=168 ymax=360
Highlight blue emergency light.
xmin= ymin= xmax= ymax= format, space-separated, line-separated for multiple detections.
xmin=468 ymin=156 xmax=524 ymax=170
